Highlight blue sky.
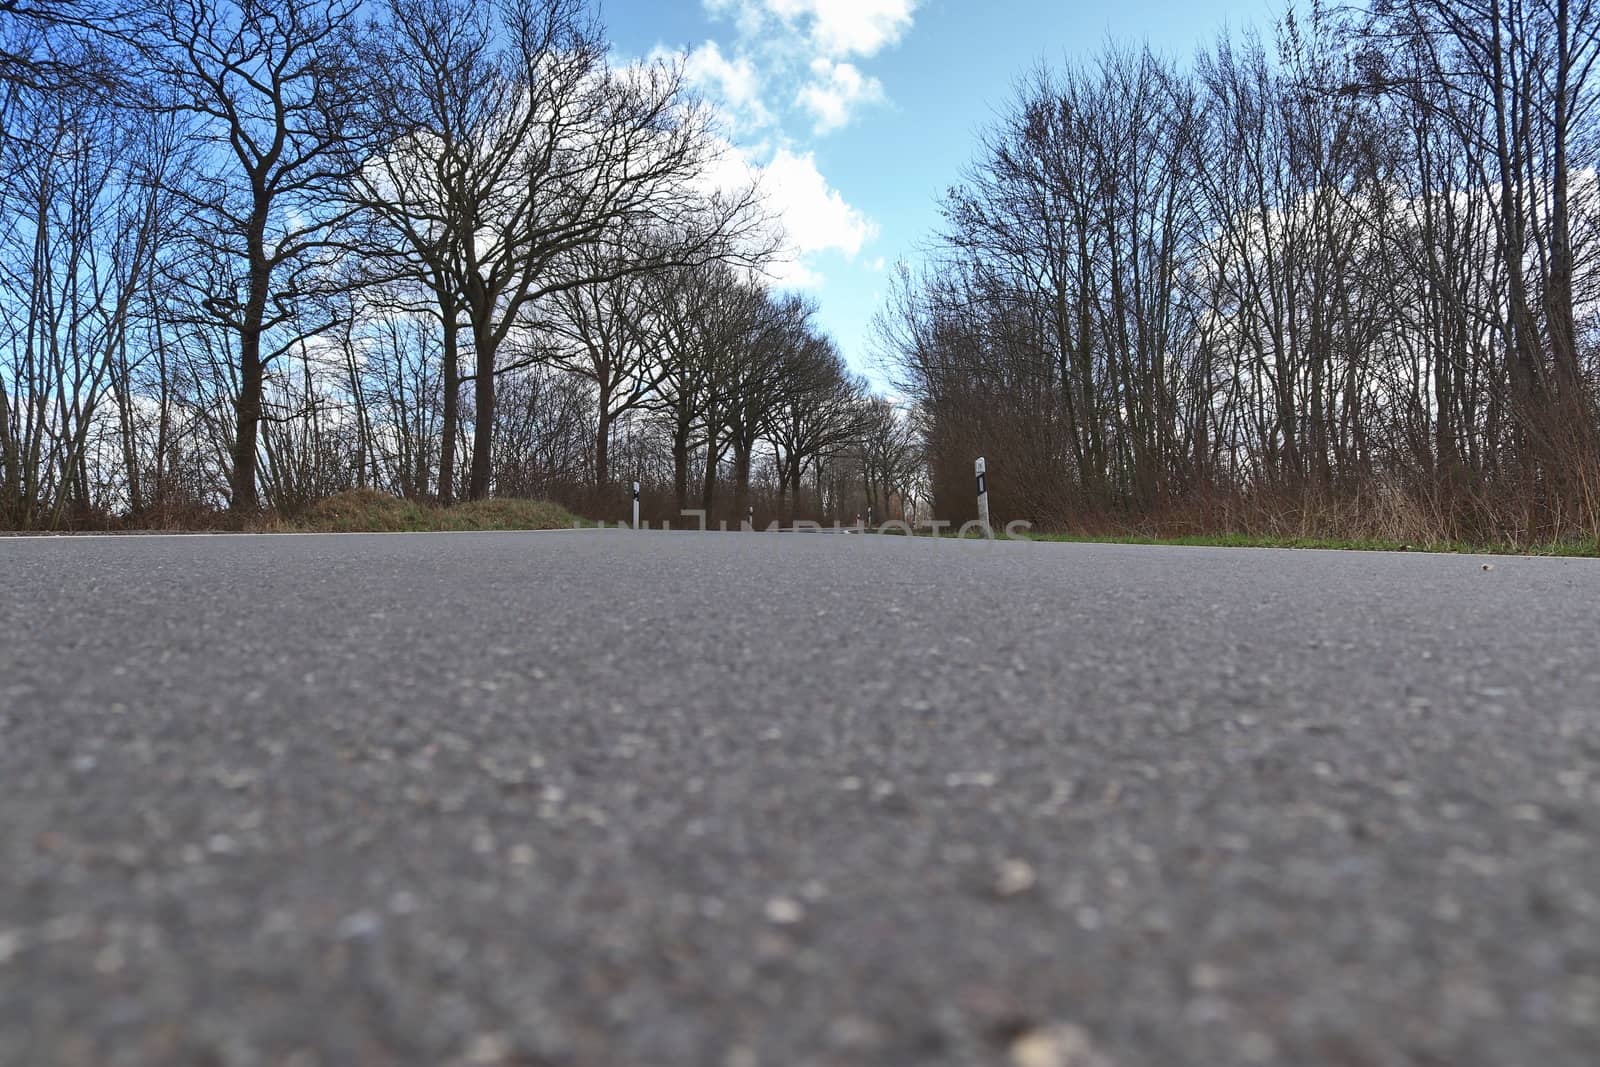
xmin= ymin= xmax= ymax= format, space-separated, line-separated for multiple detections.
xmin=602 ymin=0 xmax=1281 ymax=379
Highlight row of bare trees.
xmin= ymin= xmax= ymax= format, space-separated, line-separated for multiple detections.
xmin=881 ymin=1 xmax=1599 ymax=540
xmin=1 ymin=0 xmax=900 ymax=529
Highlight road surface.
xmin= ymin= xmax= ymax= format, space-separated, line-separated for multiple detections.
xmin=2 ymin=531 xmax=1598 ymax=1066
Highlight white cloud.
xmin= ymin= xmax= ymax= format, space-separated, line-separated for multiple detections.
xmin=796 ymin=58 xmax=884 ymax=134
xmin=705 ymin=0 xmax=771 ymax=39
xmin=764 ymin=256 xmax=826 ymax=289
xmin=672 ymin=1 xmax=902 ymax=285
xmin=761 ymin=147 xmax=878 ymax=261
xmin=680 ymin=41 xmax=773 ymax=132
xmin=762 ymin=0 xmax=918 ymax=58
xmin=700 ymin=141 xmax=878 ymax=288
xmin=701 ymin=0 xmax=915 ymax=131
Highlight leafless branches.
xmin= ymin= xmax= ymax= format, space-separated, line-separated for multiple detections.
xmin=1 ymin=0 xmax=873 ymax=529
xmin=882 ymin=5 xmax=1600 ymax=540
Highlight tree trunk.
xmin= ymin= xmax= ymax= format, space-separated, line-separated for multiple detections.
xmin=775 ymin=448 xmax=788 ymax=520
xmin=468 ymin=326 xmax=495 ymax=501
xmin=594 ymin=393 xmax=612 ymax=489
xmin=231 ymin=346 xmax=263 ymax=512
xmin=230 ymin=208 xmax=271 ymax=514
xmin=788 ymin=455 xmax=803 ymax=522
xmin=0 ymin=373 xmax=18 ymax=524
xmin=112 ymin=349 xmax=143 ymax=515
xmin=1545 ymin=0 xmax=1586 ymax=454
xmin=732 ymin=439 xmax=752 ymax=522
xmin=672 ymin=410 xmax=691 ymax=512
xmin=701 ymin=429 xmax=718 ymax=514
xmin=438 ymin=317 xmax=459 ymax=504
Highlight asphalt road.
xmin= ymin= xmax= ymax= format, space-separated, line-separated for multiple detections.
xmin=2 ymin=530 xmax=1599 ymax=1067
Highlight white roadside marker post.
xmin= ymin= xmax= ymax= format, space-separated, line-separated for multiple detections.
xmin=632 ymin=481 xmax=640 ymax=530
xmin=976 ymin=456 xmax=990 ymax=536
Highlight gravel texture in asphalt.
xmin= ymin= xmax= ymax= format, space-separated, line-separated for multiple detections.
xmin=2 ymin=530 xmax=1599 ymax=1066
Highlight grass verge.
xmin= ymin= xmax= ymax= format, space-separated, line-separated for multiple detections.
xmin=1017 ymin=529 xmax=1599 ymax=556
xmin=257 ymin=489 xmax=582 ymax=533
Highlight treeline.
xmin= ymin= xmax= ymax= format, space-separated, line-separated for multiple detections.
xmin=0 ymin=0 xmax=910 ymax=530
xmin=881 ymin=1 xmax=1599 ymax=542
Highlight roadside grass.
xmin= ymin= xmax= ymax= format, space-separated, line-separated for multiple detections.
xmin=1016 ymin=529 xmax=1599 ymax=556
xmin=878 ymin=521 xmax=1597 ymax=555
xmin=258 ymin=488 xmax=583 ymax=533
xmin=884 ymin=482 xmax=1600 ymax=556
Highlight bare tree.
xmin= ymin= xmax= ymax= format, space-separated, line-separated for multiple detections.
xmin=649 ymin=261 xmax=751 ymax=513
xmin=1361 ymin=0 xmax=1600 ymax=486
xmin=768 ymin=336 xmax=862 ymax=521
xmin=347 ymin=0 xmax=493 ymax=503
xmin=885 ymin=7 xmax=1598 ymax=541
xmin=1 ymin=0 xmax=112 ymax=94
xmin=0 ymin=54 xmax=179 ymax=526
xmin=719 ymin=291 xmax=814 ymax=520
xmin=351 ymin=0 xmax=760 ymax=502
xmin=137 ymin=0 xmax=366 ymax=512
xmin=539 ymin=240 xmax=667 ymax=491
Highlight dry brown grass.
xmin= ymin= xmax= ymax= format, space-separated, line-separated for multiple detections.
xmin=1032 ymin=480 xmax=1600 ymax=555
xmin=252 ymin=488 xmax=580 ymax=533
